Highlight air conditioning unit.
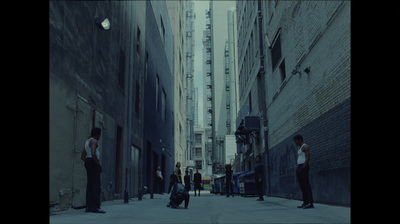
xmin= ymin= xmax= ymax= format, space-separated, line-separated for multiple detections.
xmin=244 ymin=116 xmax=260 ymax=132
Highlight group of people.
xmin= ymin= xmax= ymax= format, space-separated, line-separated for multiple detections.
xmin=81 ymin=127 xmax=314 ymax=213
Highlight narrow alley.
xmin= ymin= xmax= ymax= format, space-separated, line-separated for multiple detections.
xmin=50 ymin=191 xmax=350 ymax=224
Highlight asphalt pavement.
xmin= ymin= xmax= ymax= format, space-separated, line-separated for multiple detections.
xmin=49 ymin=191 xmax=350 ymax=224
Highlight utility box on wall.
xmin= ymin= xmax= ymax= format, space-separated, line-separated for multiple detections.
xmin=244 ymin=116 xmax=260 ymax=132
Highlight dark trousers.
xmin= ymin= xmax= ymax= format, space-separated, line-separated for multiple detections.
xmin=256 ymin=179 xmax=263 ymax=199
xmin=296 ymin=164 xmax=313 ymax=205
xmin=156 ymin=178 xmax=164 ymax=194
xmin=85 ymin=158 xmax=101 ymax=210
xmin=194 ymin=183 xmax=201 ymax=196
xmin=226 ymin=181 xmax=234 ymax=196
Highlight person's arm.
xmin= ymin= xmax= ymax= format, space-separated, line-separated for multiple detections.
xmin=81 ymin=148 xmax=87 ymax=162
xmin=302 ymin=145 xmax=310 ymax=168
xmin=90 ymin=139 xmax=100 ymax=166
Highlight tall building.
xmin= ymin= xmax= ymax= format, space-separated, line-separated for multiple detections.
xmin=166 ymin=0 xmax=196 ymax=176
xmin=208 ymin=0 xmax=236 ymax=174
xmin=185 ymin=0 xmax=196 ymax=175
xmin=166 ymin=0 xmax=188 ymax=172
xmin=202 ymin=15 xmax=214 ymax=175
xmin=235 ymin=0 xmax=350 ymax=205
xmin=194 ymin=87 xmax=199 ymax=126
xmin=143 ymin=0 xmax=175 ymax=195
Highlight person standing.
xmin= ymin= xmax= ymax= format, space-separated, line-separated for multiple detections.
xmin=184 ymin=170 xmax=191 ymax=192
xmin=168 ymin=171 xmax=178 ymax=194
xmin=174 ymin=162 xmax=182 ymax=183
xmin=156 ymin=166 xmax=164 ymax=195
xmin=83 ymin=127 xmax=106 ymax=213
xmin=225 ymin=164 xmax=234 ymax=197
xmin=254 ymin=155 xmax=264 ymax=201
xmin=193 ymin=169 xmax=202 ymax=196
xmin=294 ymin=134 xmax=314 ymax=209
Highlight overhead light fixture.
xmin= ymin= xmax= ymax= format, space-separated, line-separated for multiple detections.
xmin=95 ymin=17 xmax=111 ymax=30
xmin=292 ymin=69 xmax=301 ymax=75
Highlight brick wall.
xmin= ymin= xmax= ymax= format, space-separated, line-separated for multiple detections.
xmin=262 ymin=1 xmax=351 ymax=205
xmin=264 ymin=1 xmax=350 ymax=148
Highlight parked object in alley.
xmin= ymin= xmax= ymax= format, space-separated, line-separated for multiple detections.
xmin=239 ymin=171 xmax=257 ymax=197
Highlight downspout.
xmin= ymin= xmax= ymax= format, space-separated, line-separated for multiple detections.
xmin=257 ymin=0 xmax=270 ymax=197
xmin=125 ymin=1 xmax=135 ymax=203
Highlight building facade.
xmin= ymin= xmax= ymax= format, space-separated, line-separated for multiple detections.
xmin=208 ymin=0 xmax=236 ymax=174
xmin=50 ymin=0 xmax=146 ymax=210
xmin=50 ymin=0 xmax=178 ymax=211
xmin=193 ymin=125 xmax=213 ymax=181
xmin=235 ymin=0 xmax=351 ymax=205
xmin=143 ymin=0 xmax=175 ymax=195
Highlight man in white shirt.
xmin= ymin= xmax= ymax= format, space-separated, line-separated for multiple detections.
xmin=156 ymin=166 xmax=164 ymax=194
xmin=294 ymin=134 xmax=314 ymax=209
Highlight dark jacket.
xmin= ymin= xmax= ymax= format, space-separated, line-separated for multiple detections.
xmin=194 ymin=172 xmax=202 ymax=184
xmin=254 ymin=162 xmax=264 ymax=179
xmin=169 ymin=183 xmax=190 ymax=208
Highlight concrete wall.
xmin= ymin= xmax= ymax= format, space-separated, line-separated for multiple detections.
xmin=50 ymin=1 xmax=145 ymax=210
xmin=235 ymin=0 xmax=351 ymax=205
xmin=143 ymin=0 xmax=175 ymax=194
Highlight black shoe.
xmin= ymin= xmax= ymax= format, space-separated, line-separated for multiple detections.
xmin=256 ymin=198 xmax=264 ymax=201
xmin=92 ymin=208 xmax=106 ymax=213
xmin=297 ymin=204 xmax=305 ymax=208
xmin=303 ymin=203 xmax=314 ymax=209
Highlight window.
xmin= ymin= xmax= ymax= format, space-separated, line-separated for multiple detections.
xmin=145 ymin=52 xmax=149 ymax=82
xmin=195 ymin=134 xmax=202 ymax=143
xmin=137 ymin=27 xmax=141 ymax=54
xmin=135 ymin=80 xmax=140 ymax=114
xmin=161 ymin=16 xmax=165 ymax=45
xmin=156 ymin=75 xmax=159 ymax=110
xmin=249 ymin=92 xmax=252 ymax=113
xmin=279 ymin=59 xmax=286 ymax=82
xmin=195 ymin=160 xmax=203 ymax=169
xmin=195 ymin=148 xmax=202 ymax=157
xmin=162 ymin=88 xmax=167 ymax=122
xmin=271 ymin=30 xmax=282 ymax=71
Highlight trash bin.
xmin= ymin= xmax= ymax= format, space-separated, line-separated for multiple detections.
xmin=219 ymin=175 xmax=226 ymax=195
xmin=239 ymin=171 xmax=257 ymax=196
xmin=212 ymin=174 xmax=224 ymax=194
xmin=233 ymin=171 xmax=251 ymax=194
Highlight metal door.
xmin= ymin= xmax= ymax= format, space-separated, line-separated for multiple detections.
xmin=130 ymin=145 xmax=140 ymax=197
xmin=71 ymin=95 xmax=92 ymax=208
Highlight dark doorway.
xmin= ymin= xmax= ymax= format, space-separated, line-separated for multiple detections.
xmin=161 ymin=154 xmax=166 ymax=193
xmin=115 ymin=125 xmax=123 ymax=196
xmin=153 ymin=152 xmax=159 ymax=193
xmin=146 ymin=141 xmax=152 ymax=192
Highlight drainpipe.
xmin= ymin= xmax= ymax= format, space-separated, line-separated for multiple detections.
xmin=125 ymin=1 xmax=135 ymax=204
xmin=257 ymin=0 xmax=270 ymax=197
